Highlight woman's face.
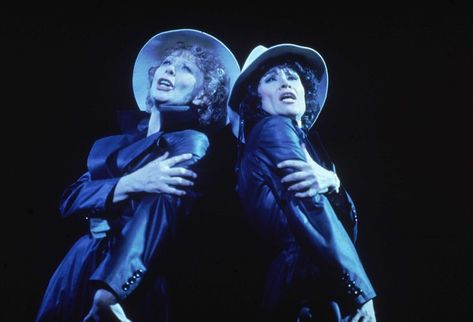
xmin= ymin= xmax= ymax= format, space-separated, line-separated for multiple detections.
xmin=150 ymin=50 xmax=204 ymax=106
xmin=257 ymin=66 xmax=306 ymax=120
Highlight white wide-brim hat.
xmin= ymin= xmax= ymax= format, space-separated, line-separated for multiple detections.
xmin=228 ymin=44 xmax=329 ymax=127
xmin=133 ymin=29 xmax=240 ymax=112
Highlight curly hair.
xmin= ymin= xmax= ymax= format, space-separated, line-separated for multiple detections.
xmin=145 ymin=41 xmax=229 ymax=128
xmin=239 ymin=56 xmax=321 ymax=134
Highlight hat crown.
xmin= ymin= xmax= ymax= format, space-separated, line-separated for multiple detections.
xmin=241 ymin=45 xmax=268 ymax=71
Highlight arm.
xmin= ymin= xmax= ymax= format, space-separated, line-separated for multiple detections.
xmin=277 ymin=142 xmax=340 ymax=197
xmin=59 ymin=154 xmax=197 ymax=218
xmin=59 ymin=172 xmax=120 ymax=219
xmin=90 ymin=130 xmax=210 ymax=300
xmin=254 ymin=116 xmax=376 ymax=313
xmin=276 ymin=139 xmax=358 ymax=241
xmin=112 ymin=152 xmax=196 ymax=202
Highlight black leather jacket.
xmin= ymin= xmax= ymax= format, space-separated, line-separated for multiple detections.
xmin=59 ymin=117 xmax=210 ymax=300
xmin=237 ymin=115 xmax=376 ymax=315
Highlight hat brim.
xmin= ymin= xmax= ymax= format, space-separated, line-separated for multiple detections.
xmin=133 ymin=29 xmax=240 ymax=112
xmin=228 ymin=44 xmax=329 ymax=125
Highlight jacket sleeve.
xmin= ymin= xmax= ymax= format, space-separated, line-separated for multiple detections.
xmin=91 ymin=130 xmax=210 ymax=300
xmin=254 ymin=116 xmax=376 ymax=312
xmin=59 ymin=172 xmax=120 ymax=219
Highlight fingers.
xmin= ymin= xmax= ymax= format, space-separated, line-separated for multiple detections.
xmin=163 ymin=153 xmax=193 ymax=167
xmin=281 ymin=171 xmax=310 ymax=183
xmin=294 ymin=188 xmax=317 ymax=198
xmin=277 ymin=159 xmax=307 ymax=169
xmin=287 ymin=179 xmax=314 ymax=191
xmin=166 ymin=177 xmax=194 ymax=187
xmin=147 ymin=152 xmax=171 ymax=167
xmin=319 ymin=187 xmax=329 ymax=194
xmin=161 ymin=185 xmax=187 ymax=196
xmin=293 ymin=186 xmax=328 ymax=198
xmin=155 ymin=151 xmax=169 ymax=162
xmin=167 ymin=167 xmax=197 ymax=179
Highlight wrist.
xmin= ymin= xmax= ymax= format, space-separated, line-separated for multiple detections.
xmin=113 ymin=174 xmax=138 ymax=203
xmin=120 ymin=173 xmax=140 ymax=194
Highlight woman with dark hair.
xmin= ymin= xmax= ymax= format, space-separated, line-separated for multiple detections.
xmin=36 ymin=29 xmax=240 ymax=322
xmin=229 ymin=44 xmax=377 ymax=322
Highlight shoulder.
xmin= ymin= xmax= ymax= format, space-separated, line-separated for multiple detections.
xmin=162 ymin=130 xmax=210 ymax=157
xmin=90 ymin=133 xmax=138 ymax=154
xmin=162 ymin=129 xmax=209 ymax=146
xmin=257 ymin=115 xmax=293 ymax=129
xmin=249 ymin=116 xmax=299 ymax=145
xmin=93 ymin=134 xmax=135 ymax=146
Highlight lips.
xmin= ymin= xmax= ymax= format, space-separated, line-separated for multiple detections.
xmin=156 ymin=78 xmax=174 ymax=90
xmin=279 ymin=92 xmax=296 ymax=102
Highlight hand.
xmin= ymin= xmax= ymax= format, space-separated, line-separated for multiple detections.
xmin=83 ymin=289 xmax=132 ymax=322
xmin=128 ymin=152 xmax=197 ymax=195
xmin=113 ymin=152 xmax=197 ymax=202
xmin=277 ymin=143 xmax=340 ymax=198
xmin=348 ymin=299 xmax=376 ymax=322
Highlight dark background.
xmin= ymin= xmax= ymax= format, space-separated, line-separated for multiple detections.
xmin=6 ymin=2 xmax=472 ymax=321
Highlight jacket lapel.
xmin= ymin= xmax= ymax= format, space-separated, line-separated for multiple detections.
xmin=115 ymin=131 xmax=162 ymax=173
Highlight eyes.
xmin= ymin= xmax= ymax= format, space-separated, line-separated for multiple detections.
xmin=264 ymin=75 xmax=277 ymax=82
xmin=182 ymin=65 xmax=192 ymax=73
xmin=160 ymin=59 xmax=194 ymax=74
xmin=262 ymin=70 xmax=299 ymax=83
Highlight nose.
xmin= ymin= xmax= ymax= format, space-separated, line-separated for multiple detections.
xmin=279 ymin=74 xmax=292 ymax=88
xmin=165 ymin=64 xmax=175 ymax=76
xmin=280 ymin=81 xmax=292 ymax=89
